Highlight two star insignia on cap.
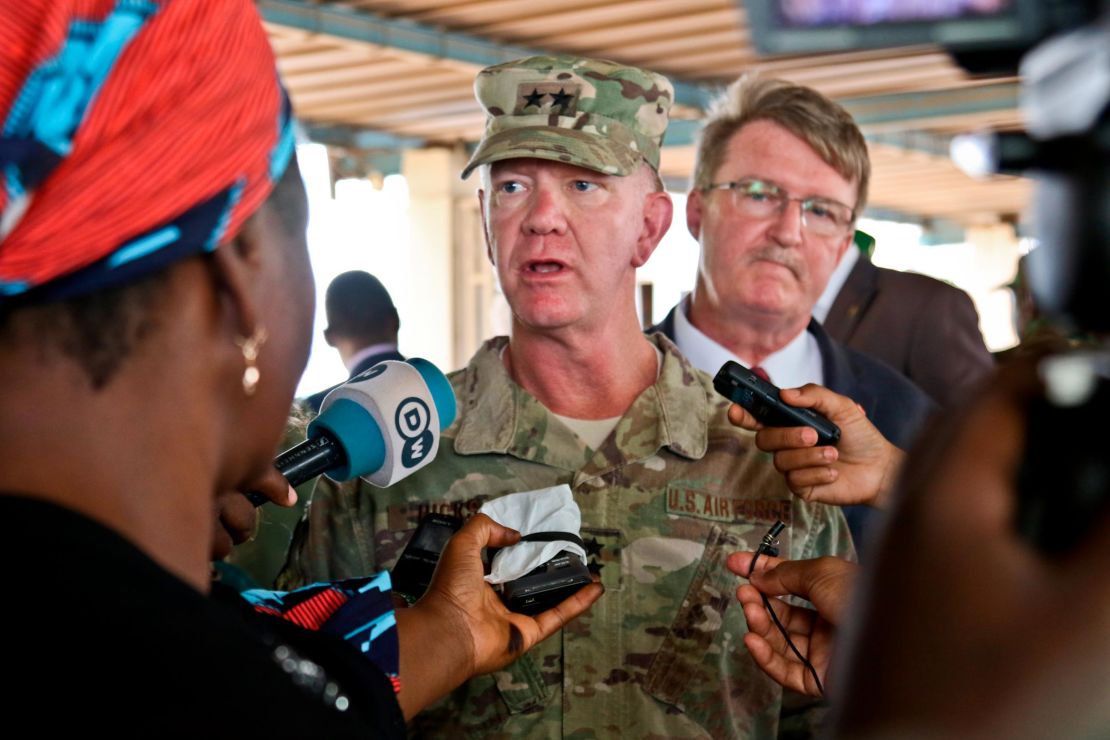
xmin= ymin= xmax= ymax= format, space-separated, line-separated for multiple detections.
xmin=519 ymin=86 xmax=577 ymax=114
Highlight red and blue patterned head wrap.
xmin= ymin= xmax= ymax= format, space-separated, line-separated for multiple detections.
xmin=0 ymin=0 xmax=295 ymax=304
xmin=0 ymin=3 xmax=405 ymax=689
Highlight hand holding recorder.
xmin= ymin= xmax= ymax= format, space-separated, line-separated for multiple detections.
xmin=713 ymin=361 xmax=840 ymax=444
xmin=395 ymin=514 xmax=603 ymax=719
xmin=715 ymin=362 xmax=903 ymax=508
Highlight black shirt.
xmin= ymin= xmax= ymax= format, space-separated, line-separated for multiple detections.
xmin=1 ymin=495 xmax=405 ymax=738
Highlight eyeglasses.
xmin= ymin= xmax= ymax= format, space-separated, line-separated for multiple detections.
xmin=702 ymin=177 xmax=855 ymax=238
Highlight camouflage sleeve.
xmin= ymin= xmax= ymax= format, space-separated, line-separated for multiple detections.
xmin=276 ymin=474 xmax=381 ymax=590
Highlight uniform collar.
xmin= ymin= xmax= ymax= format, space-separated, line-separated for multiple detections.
xmin=453 ymin=334 xmax=710 ymax=474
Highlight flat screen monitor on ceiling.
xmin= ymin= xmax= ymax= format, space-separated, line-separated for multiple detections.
xmin=742 ymin=0 xmax=1049 ymax=56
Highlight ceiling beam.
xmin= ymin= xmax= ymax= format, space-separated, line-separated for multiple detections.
xmin=662 ymin=118 xmax=1003 ymax=159
xmin=259 ymin=0 xmax=714 ymax=109
xmin=840 ymin=82 xmax=1019 ymax=128
xmin=268 ymin=0 xmax=1021 ymax=208
xmin=304 ymin=122 xmax=426 ymax=152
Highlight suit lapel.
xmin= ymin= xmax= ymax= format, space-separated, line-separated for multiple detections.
xmin=824 ymin=256 xmax=879 ymax=340
xmin=810 ymin=318 xmax=878 ymax=414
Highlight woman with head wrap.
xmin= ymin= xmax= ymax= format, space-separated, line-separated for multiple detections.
xmin=0 ymin=1 xmax=599 ymax=734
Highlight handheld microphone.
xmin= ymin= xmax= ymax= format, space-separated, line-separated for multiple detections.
xmin=249 ymin=359 xmax=456 ymax=505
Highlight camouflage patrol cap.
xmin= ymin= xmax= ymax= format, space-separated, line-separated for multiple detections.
xmin=461 ymin=55 xmax=674 ymax=179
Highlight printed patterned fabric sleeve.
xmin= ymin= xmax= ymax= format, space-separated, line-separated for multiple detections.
xmin=242 ymin=570 xmax=400 ymax=693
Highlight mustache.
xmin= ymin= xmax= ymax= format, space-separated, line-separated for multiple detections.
xmin=748 ymin=246 xmax=805 ymax=277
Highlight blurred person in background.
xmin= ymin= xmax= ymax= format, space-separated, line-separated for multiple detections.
xmin=303 ymin=269 xmax=404 ymax=413
xmin=815 ymin=231 xmax=994 ymax=408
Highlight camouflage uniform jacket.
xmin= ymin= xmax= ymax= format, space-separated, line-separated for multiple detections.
xmin=281 ymin=334 xmax=855 ymax=739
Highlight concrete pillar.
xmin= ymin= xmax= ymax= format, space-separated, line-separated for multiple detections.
xmin=400 ymin=146 xmax=491 ymax=371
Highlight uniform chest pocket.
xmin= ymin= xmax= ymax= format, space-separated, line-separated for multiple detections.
xmin=642 ymin=522 xmax=785 ymax=736
xmin=643 ymin=524 xmax=738 ymax=701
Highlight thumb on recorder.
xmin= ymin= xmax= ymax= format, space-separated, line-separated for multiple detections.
xmin=396 ymin=513 xmax=604 ymax=719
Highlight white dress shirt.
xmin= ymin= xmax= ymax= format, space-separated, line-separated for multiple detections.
xmin=812 ymin=246 xmax=859 ymax=324
xmin=671 ymin=296 xmax=824 ymax=389
xmin=344 ymin=341 xmax=399 ymax=374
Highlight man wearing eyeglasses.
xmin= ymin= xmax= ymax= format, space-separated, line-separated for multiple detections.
xmin=651 ymin=75 xmax=934 ymax=549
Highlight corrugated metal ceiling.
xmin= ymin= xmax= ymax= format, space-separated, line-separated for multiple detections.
xmin=263 ymin=0 xmax=1033 ymax=228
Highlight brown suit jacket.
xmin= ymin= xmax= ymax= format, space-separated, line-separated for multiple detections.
xmin=824 ymin=255 xmax=994 ymax=407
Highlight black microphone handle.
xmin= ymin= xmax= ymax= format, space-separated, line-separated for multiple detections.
xmin=246 ymin=433 xmax=347 ymax=506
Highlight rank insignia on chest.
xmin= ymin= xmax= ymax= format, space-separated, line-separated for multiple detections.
xmin=580 ymin=528 xmax=623 ymax=591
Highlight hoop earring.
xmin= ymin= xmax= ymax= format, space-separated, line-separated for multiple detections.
xmin=235 ymin=326 xmax=268 ymax=397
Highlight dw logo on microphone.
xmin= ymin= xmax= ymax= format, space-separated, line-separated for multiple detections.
xmin=396 ymin=397 xmax=433 ymax=468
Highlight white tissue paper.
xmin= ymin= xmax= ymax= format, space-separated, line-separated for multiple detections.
xmin=481 ymin=484 xmax=587 ymax=584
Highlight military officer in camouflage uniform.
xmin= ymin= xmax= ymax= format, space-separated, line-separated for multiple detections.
xmin=281 ymin=56 xmax=854 ymax=738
